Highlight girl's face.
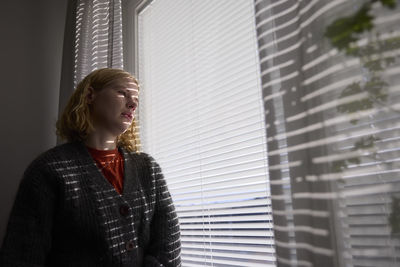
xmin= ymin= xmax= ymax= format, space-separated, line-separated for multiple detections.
xmin=86 ymin=77 xmax=139 ymax=137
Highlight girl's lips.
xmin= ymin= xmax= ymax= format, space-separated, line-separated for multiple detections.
xmin=121 ymin=114 xmax=132 ymax=119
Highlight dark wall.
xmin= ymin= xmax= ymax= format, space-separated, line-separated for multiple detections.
xmin=0 ymin=0 xmax=68 ymax=243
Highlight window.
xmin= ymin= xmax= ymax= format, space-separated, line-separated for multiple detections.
xmin=135 ymin=0 xmax=276 ymax=266
xmin=122 ymin=0 xmax=400 ymax=266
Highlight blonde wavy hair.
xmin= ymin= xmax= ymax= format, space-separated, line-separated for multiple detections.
xmin=56 ymin=68 xmax=141 ymax=154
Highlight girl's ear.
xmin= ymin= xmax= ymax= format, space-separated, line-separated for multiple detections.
xmin=86 ymin=86 xmax=95 ymax=104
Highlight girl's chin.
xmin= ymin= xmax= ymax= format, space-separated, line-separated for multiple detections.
xmin=118 ymin=122 xmax=132 ymax=132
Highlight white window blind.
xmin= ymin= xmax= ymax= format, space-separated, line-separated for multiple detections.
xmin=136 ymin=0 xmax=276 ymax=266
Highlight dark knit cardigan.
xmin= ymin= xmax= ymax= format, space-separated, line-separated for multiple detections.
xmin=0 ymin=140 xmax=182 ymax=267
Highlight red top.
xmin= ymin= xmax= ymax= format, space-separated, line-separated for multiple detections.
xmin=86 ymin=145 xmax=124 ymax=195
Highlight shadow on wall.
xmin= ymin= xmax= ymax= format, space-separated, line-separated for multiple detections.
xmin=0 ymin=0 xmax=68 ymax=244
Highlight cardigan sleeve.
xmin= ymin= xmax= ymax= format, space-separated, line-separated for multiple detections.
xmin=144 ymin=155 xmax=182 ymax=267
xmin=0 ymin=158 xmax=58 ymax=266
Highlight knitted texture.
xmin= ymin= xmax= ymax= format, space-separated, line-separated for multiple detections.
xmin=0 ymin=141 xmax=181 ymax=267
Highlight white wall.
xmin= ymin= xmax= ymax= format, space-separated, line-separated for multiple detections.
xmin=0 ymin=0 xmax=68 ymax=243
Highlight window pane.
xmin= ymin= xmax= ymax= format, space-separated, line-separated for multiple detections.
xmin=137 ymin=0 xmax=276 ymax=266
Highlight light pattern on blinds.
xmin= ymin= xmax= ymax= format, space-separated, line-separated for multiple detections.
xmin=73 ymin=0 xmax=124 ymax=86
xmin=137 ymin=0 xmax=276 ymax=266
xmin=255 ymin=0 xmax=400 ymax=266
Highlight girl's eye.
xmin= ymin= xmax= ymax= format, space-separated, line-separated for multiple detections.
xmin=118 ymin=91 xmax=126 ymax=96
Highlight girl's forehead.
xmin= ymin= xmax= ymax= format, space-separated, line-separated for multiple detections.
xmin=108 ymin=77 xmax=139 ymax=91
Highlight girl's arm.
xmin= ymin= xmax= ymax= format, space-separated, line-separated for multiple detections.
xmin=144 ymin=156 xmax=182 ymax=267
